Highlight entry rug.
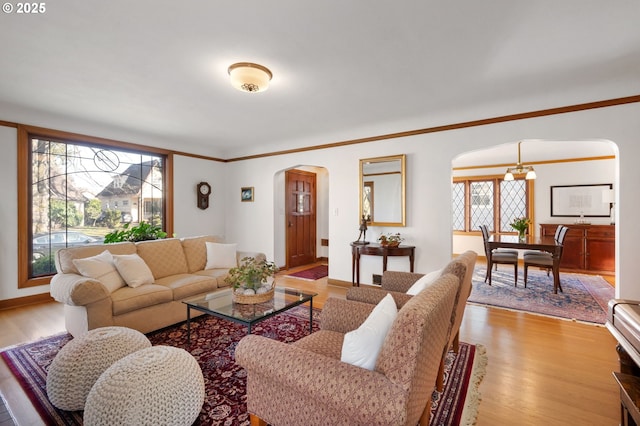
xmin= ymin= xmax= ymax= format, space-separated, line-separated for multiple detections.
xmin=285 ymin=264 xmax=328 ymax=280
xmin=470 ymin=267 xmax=614 ymax=324
xmin=1 ymin=307 xmax=485 ymax=425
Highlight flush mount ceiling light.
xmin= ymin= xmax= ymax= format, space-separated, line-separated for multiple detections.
xmin=504 ymin=141 xmax=536 ymax=181
xmin=228 ymin=62 xmax=272 ymax=93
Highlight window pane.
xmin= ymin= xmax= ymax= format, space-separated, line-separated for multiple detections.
xmin=470 ymin=181 xmax=494 ymax=232
xmin=500 ymin=180 xmax=527 ymax=232
xmin=452 ymin=182 xmax=465 ymax=231
xmin=30 ymin=138 xmax=165 ymax=277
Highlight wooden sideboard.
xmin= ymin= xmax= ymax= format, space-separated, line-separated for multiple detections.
xmin=539 ymin=223 xmax=615 ymax=274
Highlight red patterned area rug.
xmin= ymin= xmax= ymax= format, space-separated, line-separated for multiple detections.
xmin=470 ymin=266 xmax=614 ymax=324
xmin=1 ymin=306 xmax=486 ymax=426
xmin=285 ymin=264 xmax=328 ymax=280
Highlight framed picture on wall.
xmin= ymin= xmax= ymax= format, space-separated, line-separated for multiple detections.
xmin=241 ymin=187 xmax=254 ymax=202
xmin=550 ymin=183 xmax=612 ymax=217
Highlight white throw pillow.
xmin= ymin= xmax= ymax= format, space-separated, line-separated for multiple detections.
xmin=112 ymin=254 xmax=154 ymax=288
xmin=406 ymin=269 xmax=442 ymax=295
xmin=72 ymin=250 xmax=125 ymax=293
xmin=341 ymin=293 xmax=398 ymax=371
xmin=205 ymin=242 xmax=238 ymax=269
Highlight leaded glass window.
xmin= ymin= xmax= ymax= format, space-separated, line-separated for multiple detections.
xmin=452 ymin=176 xmax=530 ymax=233
xmin=30 ymin=137 xmax=165 ymax=277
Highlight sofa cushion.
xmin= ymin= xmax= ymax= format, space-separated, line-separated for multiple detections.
xmin=110 ymin=285 xmax=174 ymax=316
xmin=181 ymin=235 xmax=224 ymax=273
xmin=56 ymin=242 xmax=137 ymax=275
xmin=205 ymin=242 xmax=237 ymax=269
xmin=136 ymin=239 xmax=189 ymax=279
xmin=72 ymin=250 xmax=125 ymax=293
xmin=341 ymin=293 xmax=397 ymax=370
xmin=154 ymin=274 xmax=218 ymax=300
xmin=112 ymin=254 xmax=155 ymax=288
xmin=193 ymin=269 xmax=232 ymax=287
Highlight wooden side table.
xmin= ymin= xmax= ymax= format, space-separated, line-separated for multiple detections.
xmin=350 ymin=242 xmax=415 ymax=286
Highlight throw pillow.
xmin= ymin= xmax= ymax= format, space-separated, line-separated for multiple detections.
xmin=72 ymin=251 xmax=125 ymax=293
xmin=205 ymin=242 xmax=238 ymax=269
xmin=341 ymin=293 xmax=397 ymax=371
xmin=112 ymin=253 xmax=154 ymax=288
xmin=406 ymin=268 xmax=442 ymax=295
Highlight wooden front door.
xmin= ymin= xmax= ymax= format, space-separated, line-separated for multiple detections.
xmin=285 ymin=169 xmax=316 ymax=268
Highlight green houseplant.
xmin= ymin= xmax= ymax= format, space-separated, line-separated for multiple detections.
xmin=510 ymin=217 xmax=531 ymax=240
xmin=103 ymin=221 xmax=167 ymax=243
xmin=225 ymin=257 xmax=279 ymax=303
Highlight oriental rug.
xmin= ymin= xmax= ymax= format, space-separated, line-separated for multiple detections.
xmin=1 ymin=306 xmax=486 ymax=426
xmin=469 ymin=266 xmax=614 ymax=324
xmin=285 ymin=264 xmax=328 ymax=280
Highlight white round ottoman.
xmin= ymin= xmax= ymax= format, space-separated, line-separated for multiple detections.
xmin=84 ymin=345 xmax=205 ymax=426
xmin=46 ymin=326 xmax=151 ymax=411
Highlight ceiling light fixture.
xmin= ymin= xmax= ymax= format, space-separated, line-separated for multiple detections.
xmin=228 ymin=62 xmax=272 ymax=93
xmin=504 ymin=141 xmax=536 ymax=181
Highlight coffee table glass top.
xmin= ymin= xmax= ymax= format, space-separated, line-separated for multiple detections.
xmin=184 ymin=287 xmax=317 ymax=324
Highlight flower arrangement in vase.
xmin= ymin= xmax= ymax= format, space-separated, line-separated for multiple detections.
xmin=378 ymin=232 xmax=403 ymax=247
xmin=225 ymin=257 xmax=279 ymax=304
xmin=510 ymin=217 xmax=531 ymax=240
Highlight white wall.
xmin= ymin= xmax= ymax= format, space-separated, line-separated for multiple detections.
xmin=172 ymin=155 xmax=227 ymax=239
xmin=1 ymin=102 xmax=639 ymax=302
xmin=223 ymin=103 xmax=638 ymax=299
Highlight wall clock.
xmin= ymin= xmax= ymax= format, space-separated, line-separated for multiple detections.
xmin=197 ymin=182 xmax=211 ymax=210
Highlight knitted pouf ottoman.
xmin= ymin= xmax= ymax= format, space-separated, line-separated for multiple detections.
xmin=46 ymin=326 xmax=151 ymax=411
xmin=84 ymin=345 xmax=205 ymax=426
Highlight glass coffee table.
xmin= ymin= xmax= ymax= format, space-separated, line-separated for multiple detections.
xmin=183 ymin=287 xmax=317 ymax=344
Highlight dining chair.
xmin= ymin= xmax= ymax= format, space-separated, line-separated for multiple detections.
xmin=523 ymin=225 xmax=569 ymax=293
xmin=479 ymin=224 xmax=519 ymax=286
xmin=523 ymin=224 xmax=564 ymax=260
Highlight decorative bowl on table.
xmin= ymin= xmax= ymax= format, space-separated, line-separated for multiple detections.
xmin=233 ymin=282 xmax=275 ymax=304
xmin=378 ymin=232 xmax=403 ymax=247
xmin=225 ymin=256 xmax=278 ymax=305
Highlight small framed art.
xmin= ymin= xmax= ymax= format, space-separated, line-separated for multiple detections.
xmin=241 ymin=187 xmax=254 ymax=202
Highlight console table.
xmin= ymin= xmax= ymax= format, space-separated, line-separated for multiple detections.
xmin=350 ymin=242 xmax=415 ymax=286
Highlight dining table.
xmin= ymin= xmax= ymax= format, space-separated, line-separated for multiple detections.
xmin=487 ymin=233 xmax=564 ymax=293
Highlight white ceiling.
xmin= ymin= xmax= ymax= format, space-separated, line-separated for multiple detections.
xmin=1 ymin=1 xmax=639 ymax=159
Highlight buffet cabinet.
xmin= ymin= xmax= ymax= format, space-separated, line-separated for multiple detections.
xmin=540 ymin=223 xmax=615 ymax=274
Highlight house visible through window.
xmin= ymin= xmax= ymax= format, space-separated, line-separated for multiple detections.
xmin=452 ymin=176 xmax=531 ymax=233
xmin=29 ymin=136 xmax=166 ymax=278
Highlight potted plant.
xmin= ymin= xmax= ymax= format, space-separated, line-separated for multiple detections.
xmin=225 ymin=257 xmax=279 ymax=304
xmin=103 ymin=221 xmax=167 ymax=243
xmin=510 ymin=217 xmax=531 ymax=240
xmin=378 ymin=232 xmax=404 ymax=247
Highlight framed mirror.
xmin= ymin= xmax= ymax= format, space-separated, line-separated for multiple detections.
xmin=359 ymin=154 xmax=406 ymax=227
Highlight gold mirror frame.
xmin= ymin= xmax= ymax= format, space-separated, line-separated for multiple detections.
xmin=359 ymin=154 xmax=406 ymax=227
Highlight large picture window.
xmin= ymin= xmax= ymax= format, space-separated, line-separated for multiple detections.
xmin=18 ymin=126 xmax=173 ymax=288
xmin=452 ymin=176 xmax=532 ymax=233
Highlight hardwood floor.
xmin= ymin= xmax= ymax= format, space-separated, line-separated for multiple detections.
xmin=0 ymin=263 xmax=620 ymax=425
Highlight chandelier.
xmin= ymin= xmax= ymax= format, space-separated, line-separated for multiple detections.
xmin=504 ymin=141 xmax=536 ymax=181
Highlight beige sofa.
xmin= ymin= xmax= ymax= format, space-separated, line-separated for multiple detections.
xmin=50 ymin=235 xmax=265 ymax=337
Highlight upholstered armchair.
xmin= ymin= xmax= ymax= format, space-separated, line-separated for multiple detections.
xmin=346 ymin=250 xmax=477 ymax=390
xmin=235 ymin=272 xmax=461 ymax=426
xmin=348 ymin=251 xmax=476 ymax=351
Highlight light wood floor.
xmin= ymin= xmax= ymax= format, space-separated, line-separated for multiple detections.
xmin=0 ymin=263 xmax=620 ymax=426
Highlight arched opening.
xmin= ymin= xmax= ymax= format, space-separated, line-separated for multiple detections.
xmin=273 ymin=165 xmax=329 ymax=270
xmin=451 ymin=138 xmax=619 ymax=293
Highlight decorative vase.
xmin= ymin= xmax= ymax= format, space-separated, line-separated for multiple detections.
xmin=518 ymin=229 xmax=526 ymax=241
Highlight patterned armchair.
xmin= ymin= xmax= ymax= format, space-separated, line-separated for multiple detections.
xmin=346 ymin=250 xmax=478 ymax=390
xmin=235 ymin=272 xmax=461 ymax=426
